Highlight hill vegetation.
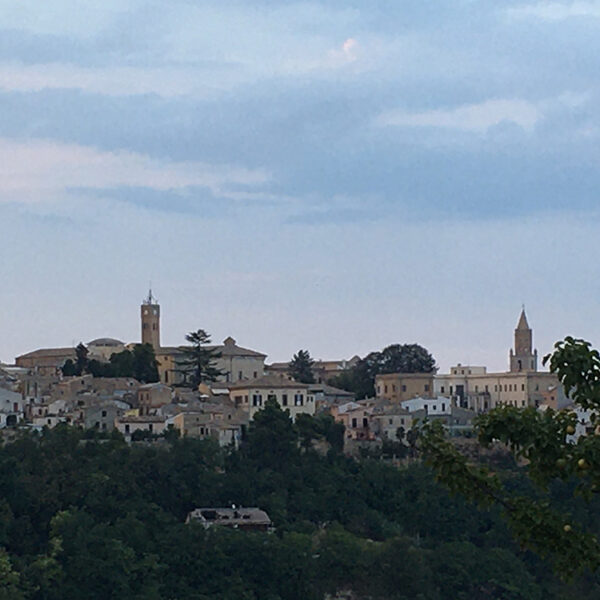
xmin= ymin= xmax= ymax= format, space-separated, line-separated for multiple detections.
xmin=1 ymin=401 xmax=600 ymax=599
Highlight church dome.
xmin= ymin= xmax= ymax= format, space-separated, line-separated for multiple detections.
xmin=87 ymin=338 xmax=125 ymax=347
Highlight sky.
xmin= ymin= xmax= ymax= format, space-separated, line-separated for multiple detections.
xmin=1 ymin=0 xmax=600 ymax=372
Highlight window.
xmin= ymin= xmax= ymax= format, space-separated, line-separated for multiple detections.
xmin=282 ymin=394 xmax=288 ymax=406
xmin=352 ymin=418 xmax=357 ymax=428
xmin=475 ymin=385 xmax=478 ymax=392
xmin=389 ymin=418 xmax=393 ymax=425
xmin=461 ymin=370 xmax=464 ymax=375
xmin=392 ymin=385 xmax=396 ymax=392
xmin=401 ymin=385 xmax=407 ymax=392
xmin=294 ymin=394 xmax=304 ymax=406
xmin=362 ymin=418 xmax=368 ymax=427
xmin=125 ymin=424 xmax=130 ymax=433
xmin=267 ymin=393 xmax=277 ymax=402
xmin=239 ymin=371 xmax=243 ymax=380
xmin=149 ymin=424 xmax=153 ymax=432
xmin=521 ymin=384 xmax=525 ymax=391
xmin=253 ymin=371 xmax=258 ymax=378
xmin=384 ymin=385 xmax=388 ymax=394
xmin=485 ymin=385 xmax=488 ymax=392
xmin=504 ymin=385 xmax=508 ymax=392
xmin=449 ymin=386 xmax=453 ymax=395
xmin=433 ymin=405 xmax=437 ymax=411
xmin=441 ymin=386 xmax=445 ymax=393
xmin=101 ymin=410 xmax=107 ymax=418
xmin=252 ymin=394 xmax=263 ymax=406
xmin=377 ymin=385 xmax=381 ymax=395
xmin=424 ymin=384 xmax=429 ymax=392
xmin=494 ymin=385 xmax=498 ymax=392
xmin=441 ymin=403 xmax=446 ymax=411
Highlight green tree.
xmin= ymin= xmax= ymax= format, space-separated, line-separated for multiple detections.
xmin=243 ymin=398 xmax=298 ymax=469
xmin=178 ymin=329 xmax=223 ymax=388
xmin=289 ymin=349 xmax=315 ymax=384
xmin=0 ymin=548 xmax=24 ymax=600
xmin=421 ymin=336 xmax=600 ymax=578
xmin=75 ymin=343 xmax=88 ymax=375
xmin=330 ymin=343 xmax=436 ymax=399
xmin=61 ymin=359 xmax=77 ymax=377
xmin=132 ymin=343 xmax=159 ymax=383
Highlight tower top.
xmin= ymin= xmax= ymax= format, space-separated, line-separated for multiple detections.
xmin=516 ymin=308 xmax=529 ymax=330
xmin=143 ymin=288 xmax=158 ymax=306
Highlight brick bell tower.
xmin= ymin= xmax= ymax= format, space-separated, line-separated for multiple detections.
xmin=509 ymin=307 xmax=537 ymax=373
xmin=141 ymin=289 xmax=160 ymax=350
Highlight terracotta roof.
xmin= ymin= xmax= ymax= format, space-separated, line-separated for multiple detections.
xmin=16 ymin=348 xmax=76 ymax=359
xmin=156 ymin=341 xmax=266 ymax=359
xmin=228 ymin=374 xmax=309 ymax=390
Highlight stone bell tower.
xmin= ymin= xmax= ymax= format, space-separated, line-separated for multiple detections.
xmin=509 ymin=308 xmax=537 ymax=372
xmin=141 ymin=289 xmax=160 ymax=351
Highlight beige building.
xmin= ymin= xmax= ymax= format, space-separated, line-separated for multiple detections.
xmin=15 ymin=348 xmax=77 ymax=375
xmin=170 ymin=411 xmax=244 ymax=447
xmin=267 ymin=356 xmax=360 ymax=383
xmin=375 ymin=373 xmax=435 ymax=403
xmin=156 ymin=337 xmax=266 ymax=386
xmin=228 ymin=374 xmax=315 ymax=421
xmin=138 ymin=383 xmax=172 ymax=415
xmin=114 ymin=414 xmax=166 ymax=438
xmin=86 ymin=338 xmax=126 ymax=361
xmin=434 ymin=309 xmax=562 ymax=412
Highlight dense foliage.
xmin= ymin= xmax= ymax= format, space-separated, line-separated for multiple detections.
xmin=177 ymin=329 xmax=224 ymax=387
xmin=421 ymin=337 xmax=600 ymax=579
xmin=62 ymin=343 xmax=159 ymax=383
xmin=289 ymin=349 xmax=315 ymax=384
xmin=330 ymin=343 xmax=436 ymax=399
xmin=1 ymin=401 xmax=600 ymax=598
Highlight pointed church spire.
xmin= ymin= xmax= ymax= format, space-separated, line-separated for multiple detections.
xmin=516 ymin=307 xmax=529 ymax=330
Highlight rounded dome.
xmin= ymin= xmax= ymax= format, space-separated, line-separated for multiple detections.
xmin=87 ymin=338 xmax=125 ymax=347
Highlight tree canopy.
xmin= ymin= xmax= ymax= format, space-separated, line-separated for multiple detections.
xmin=330 ymin=343 xmax=436 ymax=399
xmin=0 ymin=402 xmax=599 ymax=597
xmin=289 ymin=349 xmax=315 ymax=384
xmin=62 ymin=344 xmax=159 ymax=383
xmin=421 ymin=336 xmax=600 ymax=579
xmin=177 ymin=329 xmax=224 ymax=388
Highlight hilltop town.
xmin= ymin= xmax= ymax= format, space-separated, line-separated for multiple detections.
xmin=0 ymin=291 xmax=580 ymax=450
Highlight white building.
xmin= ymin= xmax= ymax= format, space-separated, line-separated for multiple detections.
xmin=0 ymin=387 xmax=24 ymax=428
xmin=401 ymin=396 xmax=452 ymax=416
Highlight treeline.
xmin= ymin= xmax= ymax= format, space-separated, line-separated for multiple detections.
xmin=329 ymin=344 xmax=436 ymax=399
xmin=62 ymin=342 xmax=159 ymax=383
xmin=1 ymin=402 xmax=600 ymax=599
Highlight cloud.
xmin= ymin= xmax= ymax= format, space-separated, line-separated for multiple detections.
xmin=0 ymin=62 xmax=233 ymax=98
xmin=376 ymin=99 xmax=541 ymax=133
xmin=506 ymin=1 xmax=600 ymax=21
xmin=0 ymin=138 xmax=269 ymax=204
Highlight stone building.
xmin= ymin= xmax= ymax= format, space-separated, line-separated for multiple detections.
xmin=228 ymin=374 xmax=315 ymax=421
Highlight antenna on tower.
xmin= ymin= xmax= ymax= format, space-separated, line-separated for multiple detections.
xmin=144 ymin=283 xmax=157 ymax=305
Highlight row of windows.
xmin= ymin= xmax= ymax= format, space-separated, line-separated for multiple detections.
xmin=439 ymin=383 xmax=527 ymax=394
xmin=251 ymin=394 xmax=312 ymax=407
xmin=379 ymin=383 xmax=429 ymax=395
